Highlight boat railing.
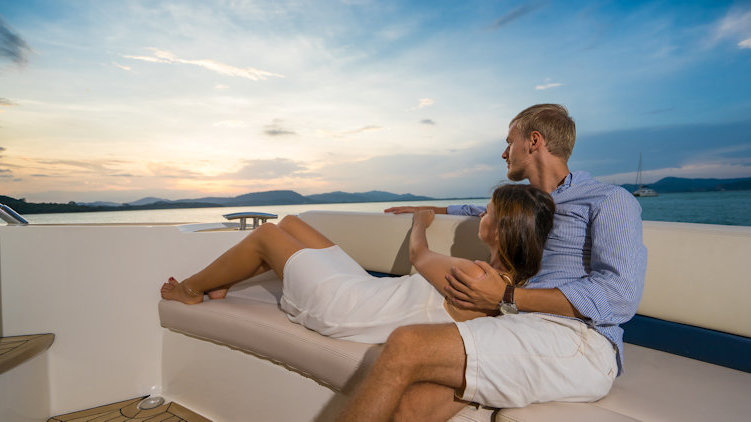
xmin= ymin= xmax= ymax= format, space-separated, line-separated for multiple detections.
xmin=0 ymin=204 xmax=29 ymax=226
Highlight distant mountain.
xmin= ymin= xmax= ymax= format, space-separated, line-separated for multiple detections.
xmin=172 ymin=189 xmax=433 ymax=206
xmin=307 ymin=190 xmax=433 ymax=203
xmin=78 ymin=201 xmax=122 ymax=207
xmin=127 ymin=197 xmax=171 ymax=206
xmin=1 ymin=189 xmax=436 ymax=215
xmin=620 ymin=177 xmax=751 ymax=193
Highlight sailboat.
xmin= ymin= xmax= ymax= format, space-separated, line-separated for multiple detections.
xmin=633 ymin=153 xmax=658 ymax=197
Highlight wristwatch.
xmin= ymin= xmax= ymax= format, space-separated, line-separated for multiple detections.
xmin=499 ymin=284 xmax=518 ymax=315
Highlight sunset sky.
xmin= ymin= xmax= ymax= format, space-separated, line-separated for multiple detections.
xmin=2 ymin=0 xmax=750 ymax=203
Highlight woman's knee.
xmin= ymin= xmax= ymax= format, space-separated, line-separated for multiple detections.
xmin=244 ymin=222 xmax=279 ymax=245
xmin=277 ymin=215 xmax=301 ymax=230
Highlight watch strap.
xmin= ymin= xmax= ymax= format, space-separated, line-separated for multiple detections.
xmin=502 ymin=284 xmax=515 ymax=305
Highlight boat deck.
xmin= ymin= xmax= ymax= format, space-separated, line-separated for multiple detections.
xmin=48 ymin=396 xmax=210 ymax=422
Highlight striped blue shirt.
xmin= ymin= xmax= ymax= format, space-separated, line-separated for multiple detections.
xmin=448 ymin=172 xmax=647 ymax=374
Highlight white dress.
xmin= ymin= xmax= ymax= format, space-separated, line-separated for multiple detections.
xmin=280 ymin=245 xmax=453 ymax=343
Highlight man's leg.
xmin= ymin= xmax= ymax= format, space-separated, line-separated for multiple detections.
xmin=393 ymin=383 xmax=468 ymax=422
xmin=337 ymin=323 xmax=466 ymax=422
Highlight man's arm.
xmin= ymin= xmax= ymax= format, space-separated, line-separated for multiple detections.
xmin=384 ymin=204 xmax=487 ymax=216
xmin=554 ymin=190 xmax=646 ymax=325
xmin=445 ymin=262 xmax=581 ymax=318
xmin=384 ymin=205 xmax=448 ymax=214
xmin=445 ymin=189 xmax=646 ymax=322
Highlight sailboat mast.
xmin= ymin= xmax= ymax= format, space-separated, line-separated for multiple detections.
xmin=636 ymin=153 xmax=643 ymax=186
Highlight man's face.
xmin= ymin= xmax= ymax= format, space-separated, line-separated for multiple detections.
xmin=501 ymin=124 xmax=530 ymax=181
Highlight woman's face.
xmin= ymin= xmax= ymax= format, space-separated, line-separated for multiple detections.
xmin=478 ymin=200 xmax=498 ymax=246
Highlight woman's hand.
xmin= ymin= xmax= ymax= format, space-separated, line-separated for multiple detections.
xmin=444 ymin=260 xmax=506 ymax=313
xmin=412 ymin=209 xmax=435 ymax=228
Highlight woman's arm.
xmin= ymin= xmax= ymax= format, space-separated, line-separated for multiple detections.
xmin=409 ymin=211 xmax=487 ymax=298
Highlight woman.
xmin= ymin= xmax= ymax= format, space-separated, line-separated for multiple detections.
xmin=161 ymin=184 xmax=555 ymax=343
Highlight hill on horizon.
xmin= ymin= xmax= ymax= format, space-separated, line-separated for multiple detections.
xmin=4 ymin=176 xmax=751 ymax=215
xmin=620 ymin=176 xmax=751 ymax=193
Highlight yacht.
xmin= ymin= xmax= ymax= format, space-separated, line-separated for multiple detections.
xmin=632 ymin=153 xmax=658 ymax=197
xmin=1 ymin=205 xmax=749 ymax=421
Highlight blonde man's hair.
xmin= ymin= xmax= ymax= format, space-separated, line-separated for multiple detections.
xmin=510 ymin=104 xmax=576 ymax=160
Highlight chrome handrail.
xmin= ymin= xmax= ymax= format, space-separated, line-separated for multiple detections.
xmin=0 ymin=204 xmax=29 ymax=225
xmin=222 ymin=212 xmax=278 ymax=230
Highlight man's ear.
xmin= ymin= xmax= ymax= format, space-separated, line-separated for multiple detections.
xmin=528 ymin=130 xmax=543 ymax=152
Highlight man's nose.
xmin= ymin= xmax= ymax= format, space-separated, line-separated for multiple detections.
xmin=501 ymin=146 xmax=509 ymax=159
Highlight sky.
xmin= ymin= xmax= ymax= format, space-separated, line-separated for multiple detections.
xmin=1 ymin=0 xmax=750 ymax=203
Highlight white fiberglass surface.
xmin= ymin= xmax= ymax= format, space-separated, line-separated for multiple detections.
xmin=0 ymin=224 xmax=246 ymax=415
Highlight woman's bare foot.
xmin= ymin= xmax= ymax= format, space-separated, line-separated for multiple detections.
xmin=207 ymin=288 xmax=229 ymax=300
xmin=160 ymin=277 xmax=204 ymax=304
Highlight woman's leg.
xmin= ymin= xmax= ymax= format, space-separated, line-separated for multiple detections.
xmin=277 ymin=215 xmax=336 ymax=249
xmin=161 ymin=222 xmax=307 ymax=304
xmin=204 ymin=215 xmax=336 ymax=300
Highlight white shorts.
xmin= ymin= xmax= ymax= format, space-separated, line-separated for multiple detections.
xmin=455 ymin=313 xmax=617 ymax=408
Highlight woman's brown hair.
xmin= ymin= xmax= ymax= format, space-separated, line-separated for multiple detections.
xmin=491 ymin=184 xmax=555 ymax=286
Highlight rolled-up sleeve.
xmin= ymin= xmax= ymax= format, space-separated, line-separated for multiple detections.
xmin=447 ymin=204 xmax=486 ymax=216
xmin=557 ymin=189 xmax=647 ymax=326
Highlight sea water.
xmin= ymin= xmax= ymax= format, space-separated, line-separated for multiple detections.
xmin=19 ymin=191 xmax=751 ymax=227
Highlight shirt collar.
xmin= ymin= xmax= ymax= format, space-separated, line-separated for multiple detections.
xmin=553 ymin=172 xmax=575 ymax=194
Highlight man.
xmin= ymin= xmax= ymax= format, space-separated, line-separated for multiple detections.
xmin=338 ymin=104 xmax=647 ymax=421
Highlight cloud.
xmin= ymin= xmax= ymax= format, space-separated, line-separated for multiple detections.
xmin=490 ymin=3 xmax=543 ymax=29
xmin=264 ymin=120 xmax=296 ymax=136
xmin=146 ymin=162 xmax=203 ymax=179
xmin=0 ymin=16 xmax=31 ymax=66
xmin=418 ymin=98 xmax=434 ymax=108
xmin=535 ymin=81 xmax=563 ymax=90
xmin=0 ymin=97 xmax=16 ymax=106
xmin=123 ymin=48 xmax=284 ymax=81
xmin=224 ymin=158 xmax=309 ymax=180
xmin=420 ymin=119 xmax=435 ymax=125
xmin=711 ymin=8 xmax=751 ymax=47
xmin=414 ymin=98 xmax=434 ymax=109
xmin=320 ymin=125 xmax=383 ymax=138
xmin=214 ymin=120 xmax=247 ymax=128
xmin=38 ymin=159 xmax=127 ymax=174
xmin=112 ymin=62 xmax=131 ymax=71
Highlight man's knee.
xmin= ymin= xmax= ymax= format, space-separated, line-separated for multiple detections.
xmin=385 ymin=326 xmax=425 ymax=355
xmin=377 ymin=326 xmax=428 ymax=373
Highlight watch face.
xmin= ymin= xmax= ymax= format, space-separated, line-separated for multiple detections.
xmin=500 ymin=303 xmax=519 ymax=315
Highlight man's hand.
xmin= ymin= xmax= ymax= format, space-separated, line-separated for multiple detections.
xmin=445 ymin=261 xmax=506 ymax=312
xmin=412 ymin=210 xmax=435 ymax=228
xmin=384 ymin=206 xmax=448 ymax=214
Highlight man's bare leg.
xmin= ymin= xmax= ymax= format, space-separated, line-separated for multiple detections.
xmin=337 ymin=323 xmax=467 ymax=422
xmin=393 ymin=383 xmax=468 ymax=422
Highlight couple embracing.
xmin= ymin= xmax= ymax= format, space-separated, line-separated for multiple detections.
xmin=161 ymin=104 xmax=647 ymax=421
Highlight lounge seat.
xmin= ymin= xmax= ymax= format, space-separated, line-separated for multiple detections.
xmin=159 ymin=211 xmax=751 ymax=421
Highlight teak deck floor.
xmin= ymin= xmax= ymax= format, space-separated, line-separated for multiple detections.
xmin=48 ymin=396 xmax=210 ymax=422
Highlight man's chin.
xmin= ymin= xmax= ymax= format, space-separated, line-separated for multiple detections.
xmin=506 ymin=170 xmax=525 ymax=182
